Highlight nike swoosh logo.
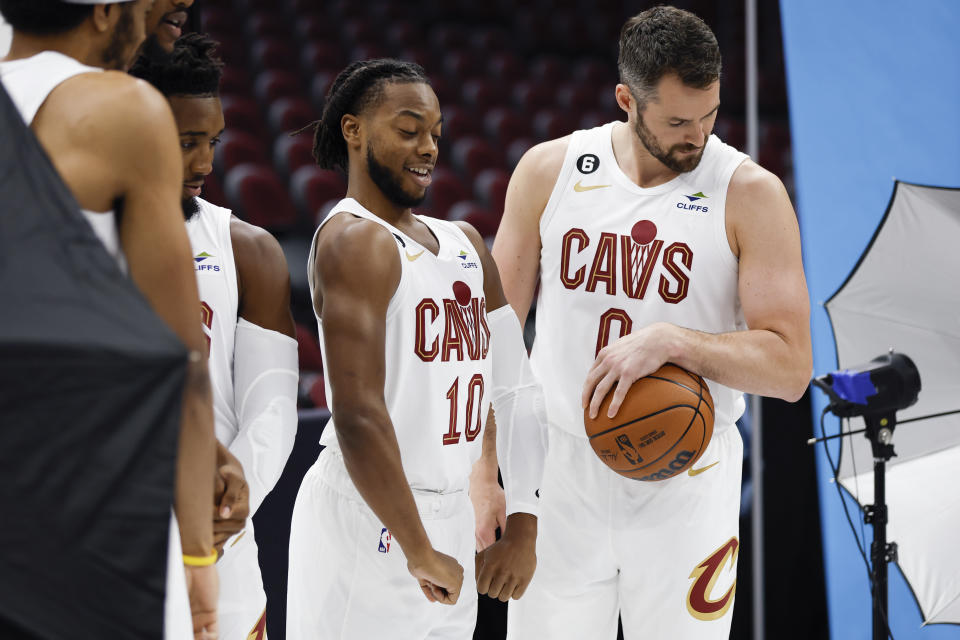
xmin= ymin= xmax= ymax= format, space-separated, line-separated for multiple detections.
xmin=405 ymin=250 xmax=425 ymax=261
xmin=688 ymin=461 xmax=720 ymax=477
xmin=573 ymin=180 xmax=612 ymax=192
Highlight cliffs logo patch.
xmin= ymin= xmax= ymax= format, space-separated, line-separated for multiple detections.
xmin=458 ymin=249 xmax=479 ymax=270
xmin=678 ymin=191 xmax=709 ymax=213
xmin=194 ymin=251 xmax=220 ymax=272
xmin=576 ymin=153 xmax=600 ymax=174
xmin=378 ymin=528 xmax=392 ymax=553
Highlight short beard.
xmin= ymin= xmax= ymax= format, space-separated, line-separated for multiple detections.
xmin=366 ymin=146 xmax=425 ymax=209
xmin=634 ymin=111 xmax=706 ymax=174
xmin=138 ymin=34 xmax=171 ymax=65
xmin=101 ymin=6 xmax=137 ymax=71
xmin=182 ymin=197 xmax=200 ymax=221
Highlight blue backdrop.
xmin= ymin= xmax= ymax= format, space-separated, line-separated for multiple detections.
xmin=779 ymin=1 xmax=960 ymax=638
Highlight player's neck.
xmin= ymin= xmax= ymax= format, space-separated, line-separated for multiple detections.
xmin=611 ymin=121 xmax=680 ymax=189
xmin=4 ymin=32 xmax=100 ymax=68
xmin=345 ymin=181 xmax=414 ymax=228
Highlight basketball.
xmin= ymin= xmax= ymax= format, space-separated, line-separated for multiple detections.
xmin=583 ymin=363 xmax=714 ymax=481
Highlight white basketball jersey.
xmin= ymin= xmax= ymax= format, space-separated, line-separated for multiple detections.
xmin=0 ymin=52 xmax=122 ymax=264
xmin=186 ymin=197 xmax=240 ymax=445
xmin=533 ymin=123 xmax=748 ymax=437
xmin=310 ymin=198 xmax=492 ymax=493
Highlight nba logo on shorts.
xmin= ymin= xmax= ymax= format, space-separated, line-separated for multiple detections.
xmin=378 ymin=528 xmax=392 ymax=553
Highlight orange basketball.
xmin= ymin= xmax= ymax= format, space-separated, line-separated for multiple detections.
xmin=583 ymin=363 xmax=714 ymax=481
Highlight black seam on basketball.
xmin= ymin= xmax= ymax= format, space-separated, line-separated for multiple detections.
xmin=644 ymin=374 xmax=701 ymax=397
xmin=587 ymin=402 xmax=702 ymax=439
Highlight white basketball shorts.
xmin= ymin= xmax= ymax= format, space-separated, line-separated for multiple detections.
xmin=218 ymin=519 xmax=267 ymax=640
xmin=508 ymin=423 xmax=743 ymax=640
xmin=287 ymin=449 xmax=477 ymax=640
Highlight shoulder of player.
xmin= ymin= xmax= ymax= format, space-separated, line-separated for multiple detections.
xmin=315 ymin=214 xmax=401 ymax=284
xmin=229 ymin=216 xmax=289 ymax=285
xmin=513 ymin=135 xmax=571 ymax=187
xmin=59 ymin=72 xmax=172 ymax=130
xmin=451 ymin=220 xmax=486 ymax=255
xmin=728 ymin=159 xmax=788 ymax=208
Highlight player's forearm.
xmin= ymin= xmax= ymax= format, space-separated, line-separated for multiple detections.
xmin=470 ymin=410 xmax=499 ymax=486
xmin=176 ymin=359 xmax=216 ymax=556
xmin=227 ymin=412 xmax=296 ymax=514
xmin=231 ymin=318 xmax=299 ymax=513
xmin=335 ymin=410 xmax=432 ymax=560
xmin=667 ymin=323 xmax=812 ymax=402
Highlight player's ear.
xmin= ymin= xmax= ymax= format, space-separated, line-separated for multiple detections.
xmin=341 ymin=114 xmax=362 ymax=151
xmin=91 ymin=5 xmax=113 ymax=33
xmin=615 ymin=84 xmax=634 ymax=116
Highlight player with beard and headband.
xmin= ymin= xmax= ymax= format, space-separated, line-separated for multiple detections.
xmin=0 ymin=1 xmax=220 ymax=639
xmin=286 ymin=58 xmax=548 ymax=640
xmin=130 ymin=33 xmax=299 ymax=640
xmin=493 ymin=6 xmax=812 ymax=640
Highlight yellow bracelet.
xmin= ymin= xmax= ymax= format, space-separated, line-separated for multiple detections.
xmin=182 ymin=549 xmax=218 ymax=567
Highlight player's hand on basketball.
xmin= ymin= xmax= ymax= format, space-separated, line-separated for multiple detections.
xmin=475 ymin=513 xmax=537 ymax=602
xmin=184 ymin=563 xmax=219 ymax=640
xmin=469 ymin=476 xmax=506 ymax=551
xmin=407 ymin=548 xmax=464 ymax=605
xmin=583 ymin=322 xmax=675 ymax=419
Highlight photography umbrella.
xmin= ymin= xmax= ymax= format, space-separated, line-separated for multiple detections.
xmin=0 ymin=81 xmax=187 ymax=637
xmin=825 ymin=180 xmax=960 ymax=624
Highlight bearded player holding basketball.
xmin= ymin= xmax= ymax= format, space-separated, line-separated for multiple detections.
xmin=286 ymin=58 xmax=547 ymax=639
xmin=493 ymin=7 xmax=812 ymax=640
xmin=131 ymin=34 xmax=299 ymax=640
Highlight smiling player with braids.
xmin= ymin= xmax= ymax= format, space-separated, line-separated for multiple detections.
xmin=286 ymin=59 xmax=548 ymax=639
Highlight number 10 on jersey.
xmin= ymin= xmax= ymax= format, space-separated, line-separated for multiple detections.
xmin=443 ymin=373 xmax=485 ymax=445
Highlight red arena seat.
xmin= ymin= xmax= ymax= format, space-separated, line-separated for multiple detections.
xmin=268 ymin=97 xmax=316 ymax=136
xmin=473 ymin=168 xmax=510 ymax=212
xmin=255 ymin=70 xmax=305 ymax=103
xmin=220 ymin=96 xmax=266 ymax=140
xmin=450 ymin=137 xmax=504 ymax=181
xmin=290 ymin=166 xmax=347 ymax=220
xmin=215 ymin=131 xmax=270 ymax=176
xmin=484 ymin=107 xmax=532 ymax=147
xmin=223 ymin=164 xmax=298 ymax=231
xmin=425 ymin=167 xmax=470 ymax=219
xmin=273 ymin=135 xmax=316 ymax=178
xmin=446 ymin=201 xmax=499 ymax=238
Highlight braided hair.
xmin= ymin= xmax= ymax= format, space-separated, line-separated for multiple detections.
xmin=129 ymin=33 xmax=223 ymax=97
xmin=311 ymin=59 xmax=430 ymax=173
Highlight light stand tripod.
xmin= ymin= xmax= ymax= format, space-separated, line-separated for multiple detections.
xmin=861 ymin=411 xmax=898 ymax=640
xmin=811 ymin=351 xmax=922 ymax=640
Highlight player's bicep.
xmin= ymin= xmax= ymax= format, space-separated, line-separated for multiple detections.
xmin=316 ymin=223 xmax=400 ymax=413
xmin=492 ymin=140 xmax=565 ymax=324
xmin=114 ymin=89 xmax=206 ymax=354
xmin=734 ymin=174 xmax=810 ymax=345
xmin=232 ymin=220 xmax=296 ymax=339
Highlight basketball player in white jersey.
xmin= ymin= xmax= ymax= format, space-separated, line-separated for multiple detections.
xmin=494 ymin=7 xmax=812 ymax=640
xmin=131 ymin=33 xmax=299 ymax=640
xmin=0 ymin=1 xmax=218 ymax=637
xmin=286 ymin=59 xmax=548 ymax=639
